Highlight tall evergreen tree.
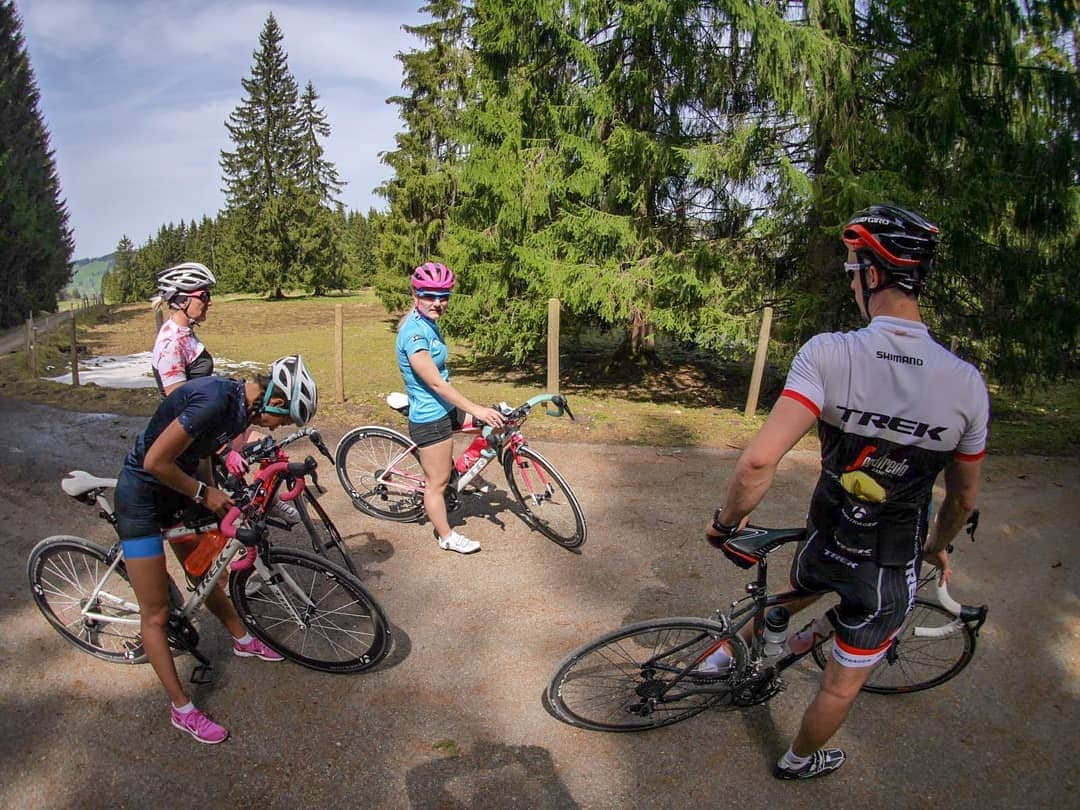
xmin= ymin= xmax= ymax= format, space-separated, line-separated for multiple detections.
xmin=220 ymin=13 xmax=303 ymax=212
xmin=377 ymin=0 xmax=473 ymax=310
xmin=0 ymin=0 xmax=73 ymax=327
xmin=297 ymin=80 xmax=344 ymax=204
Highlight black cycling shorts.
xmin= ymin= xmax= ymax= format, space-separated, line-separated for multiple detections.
xmin=790 ymin=525 xmax=920 ymax=667
xmin=408 ymin=408 xmax=465 ymax=448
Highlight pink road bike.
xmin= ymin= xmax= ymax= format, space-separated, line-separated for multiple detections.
xmin=335 ymin=393 xmax=586 ymax=549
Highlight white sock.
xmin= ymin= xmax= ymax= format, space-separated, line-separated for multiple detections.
xmin=781 ymin=748 xmax=811 ymax=769
xmin=173 ymin=701 xmax=195 ymax=714
xmin=234 ymin=633 xmax=253 ymax=645
xmin=701 ymin=643 xmax=733 ymax=670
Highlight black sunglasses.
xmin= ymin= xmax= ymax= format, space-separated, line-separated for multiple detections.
xmin=189 ymin=289 xmax=211 ymax=302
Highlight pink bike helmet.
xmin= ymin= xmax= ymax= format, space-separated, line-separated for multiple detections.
xmin=410 ymin=262 xmax=456 ymax=293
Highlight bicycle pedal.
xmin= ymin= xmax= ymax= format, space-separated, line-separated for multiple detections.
xmin=190 ymin=663 xmax=214 ymax=685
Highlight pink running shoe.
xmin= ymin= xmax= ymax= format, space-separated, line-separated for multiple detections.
xmin=233 ymin=636 xmax=284 ymax=662
xmin=171 ymin=706 xmax=229 ymax=745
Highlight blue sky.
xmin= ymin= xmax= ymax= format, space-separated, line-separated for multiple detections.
xmin=18 ymin=0 xmax=425 ymax=259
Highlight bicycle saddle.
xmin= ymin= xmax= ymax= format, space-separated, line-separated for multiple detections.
xmin=62 ymin=470 xmax=117 ymax=498
xmin=386 ymin=392 xmax=409 ymax=415
xmin=717 ymin=526 xmax=806 ymax=569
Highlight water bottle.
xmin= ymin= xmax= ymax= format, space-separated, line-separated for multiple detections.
xmin=455 ymin=435 xmax=490 ymax=474
xmin=183 ymin=529 xmax=228 ymax=577
xmin=762 ymin=607 xmax=791 ymax=659
xmin=457 ymin=444 xmax=496 ymax=489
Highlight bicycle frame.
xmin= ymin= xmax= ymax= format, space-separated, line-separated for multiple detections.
xmin=371 ymin=393 xmax=565 ymax=501
xmin=650 ymin=542 xmax=986 ymax=701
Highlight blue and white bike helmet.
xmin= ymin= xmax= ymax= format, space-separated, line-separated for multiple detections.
xmin=262 ymin=355 xmax=318 ymax=426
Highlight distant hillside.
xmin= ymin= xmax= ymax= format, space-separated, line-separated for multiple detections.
xmin=64 ymin=253 xmax=115 ymax=299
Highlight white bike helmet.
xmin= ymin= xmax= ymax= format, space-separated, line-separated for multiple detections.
xmin=157 ymin=262 xmax=216 ymax=308
xmin=262 ymin=355 xmax=318 ymax=426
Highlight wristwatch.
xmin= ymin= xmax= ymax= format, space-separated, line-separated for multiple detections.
xmin=711 ymin=508 xmax=738 ymax=539
xmin=192 ymin=480 xmax=207 ymax=505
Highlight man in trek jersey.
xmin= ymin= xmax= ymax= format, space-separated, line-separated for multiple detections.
xmin=704 ymin=205 xmax=989 ymax=779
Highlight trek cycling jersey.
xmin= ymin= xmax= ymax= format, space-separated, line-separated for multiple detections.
xmin=122 ymin=376 xmax=248 ymax=486
xmin=152 ymin=318 xmax=213 ymax=393
xmin=783 ymin=315 xmax=989 ymax=566
xmin=396 ymin=308 xmax=452 ymax=423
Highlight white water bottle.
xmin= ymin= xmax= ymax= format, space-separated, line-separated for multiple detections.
xmin=762 ymin=607 xmax=790 ymax=659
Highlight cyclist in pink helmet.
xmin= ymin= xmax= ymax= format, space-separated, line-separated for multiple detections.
xmin=396 ymin=262 xmax=504 ymax=554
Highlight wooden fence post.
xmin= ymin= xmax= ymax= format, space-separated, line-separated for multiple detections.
xmin=334 ymin=304 xmax=345 ymax=404
xmin=547 ymin=298 xmax=560 ymax=394
xmin=26 ymin=313 xmax=36 ymax=376
xmin=744 ymin=306 xmax=774 ymax=419
xmin=950 ymin=336 xmax=958 ymax=354
xmin=70 ymin=313 xmax=80 ymax=386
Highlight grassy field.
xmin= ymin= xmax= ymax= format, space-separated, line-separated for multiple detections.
xmin=1 ymin=292 xmax=1075 ymax=456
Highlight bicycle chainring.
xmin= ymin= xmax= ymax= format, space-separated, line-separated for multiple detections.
xmin=729 ymin=674 xmax=785 ymax=707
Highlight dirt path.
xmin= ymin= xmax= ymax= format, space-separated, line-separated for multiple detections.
xmin=0 ymin=397 xmax=1076 ymax=808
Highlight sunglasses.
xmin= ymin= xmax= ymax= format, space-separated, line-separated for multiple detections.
xmin=189 ymin=290 xmax=212 ymax=303
xmin=417 ymin=291 xmax=451 ymax=301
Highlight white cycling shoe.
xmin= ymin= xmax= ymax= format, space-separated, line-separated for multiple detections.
xmin=438 ymin=530 xmax=480 ymax=554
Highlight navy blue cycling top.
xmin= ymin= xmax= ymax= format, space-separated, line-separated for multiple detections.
xmin=122 ymin=376 xmax=249 ymax=485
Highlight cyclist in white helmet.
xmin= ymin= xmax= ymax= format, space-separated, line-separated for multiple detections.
xmin=152 ymin=262 xmax=217 ymax=396
xmin=114 ymin=355 xmax=318 ymax=744
xmin=151 ymin=262 xmax=300 ymax=522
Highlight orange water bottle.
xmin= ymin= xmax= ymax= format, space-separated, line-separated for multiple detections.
xmin=183 ymin=530 xmax=228 ymax=577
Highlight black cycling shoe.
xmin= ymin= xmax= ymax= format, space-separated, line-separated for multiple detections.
xmin=773 ymin=748 xmax=846 ymax=780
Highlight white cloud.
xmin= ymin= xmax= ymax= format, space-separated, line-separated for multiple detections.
xmin=18 ymin=0 xmax=425 ymax=257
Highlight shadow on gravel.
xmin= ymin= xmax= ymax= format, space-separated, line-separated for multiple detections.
xmin=406 ymin=739 xmax=578 ymax=809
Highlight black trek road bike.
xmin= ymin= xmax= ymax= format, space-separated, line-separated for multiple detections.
xmin=547 ymin=514 xmax=987 ymax=731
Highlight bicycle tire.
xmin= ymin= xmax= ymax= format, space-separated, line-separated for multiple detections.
xmin=547 ymin=617 xmax=744 ymax=731
xmin=28 ymin=537 xmax=151 ymax=664
xmin=810 ymin=598 xmax=977 ymax=693
xmin=229 ymin=548 xmax=391 ymax=673
xmin=502 ymin=445 xmax=586 ymax=549
xmin=336 ymin=426 xmax=425 ymax=522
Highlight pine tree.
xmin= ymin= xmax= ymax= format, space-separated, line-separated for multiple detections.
xmin=220 ymin=13 xmax=303 ymax=212
xmin=297 ymin=80 xmax=344 ymax=204
xmin=377 ymin=0 xmax=473 ymax=311
xmin=101 ymin=235 xmax=136 ymax=303
xmin=0 ymin=0 xmax=74 ymax=327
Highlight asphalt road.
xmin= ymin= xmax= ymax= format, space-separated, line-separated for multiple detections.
xmin=0 ymin=397 xmax=1076 ymax=808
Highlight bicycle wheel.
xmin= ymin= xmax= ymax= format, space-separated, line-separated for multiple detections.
xmin=547 ymin=617 xmax=744 ymax=731
xmin=28 ymin=536 xmax=148 ymax=663
xmin=502 ymin=445 xmax=586 ymax=549
xmin=810 ymin=598 xmax=977 ymax=694
xmin=336 ymin=426 xmax=425 ymax=522
xmin=269 ymin=490 xmax=357 ymax=575
xmin=229 ymin=548 xmax=391 ymax=673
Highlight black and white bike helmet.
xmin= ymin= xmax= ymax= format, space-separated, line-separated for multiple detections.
xmin=262 ymin=355 xmax=318 ymax=426
xmin=157 ymin=262 xmax=216 ymax=308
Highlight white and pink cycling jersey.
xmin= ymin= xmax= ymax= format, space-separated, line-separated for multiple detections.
xmin=152 ymin=319 xmax=209 ymax=393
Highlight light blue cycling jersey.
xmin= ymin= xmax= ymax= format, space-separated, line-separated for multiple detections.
xmin=396 ymin=308 xmax=452 ymax=423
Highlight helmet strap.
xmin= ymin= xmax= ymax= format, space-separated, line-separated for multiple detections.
xmin=260 ymin=384 xmax=290 ymax=417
